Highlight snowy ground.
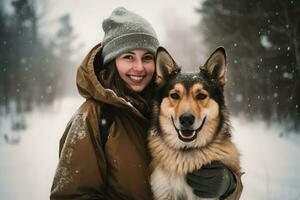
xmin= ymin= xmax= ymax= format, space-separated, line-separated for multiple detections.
xmin=0 ymin=97 xmax=300 ymax=200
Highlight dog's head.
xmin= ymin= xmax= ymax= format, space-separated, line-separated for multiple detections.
xmin=154 ymin=47 xmax=228 ymax=149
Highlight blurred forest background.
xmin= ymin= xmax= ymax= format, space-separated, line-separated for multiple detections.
xmin=198 ymin=0 xmax=300 ymax=132
xmin=0 ymin=0 xmax=299 ymax=143
xmin=0 ymin=0 xmax=77 ymax=137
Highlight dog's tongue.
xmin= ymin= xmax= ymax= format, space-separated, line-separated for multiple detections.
xmin=181 ymin=130 xmax=194 ymax=137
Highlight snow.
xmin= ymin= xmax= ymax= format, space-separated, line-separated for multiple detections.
xmin=0 ymin=97 xmax=82 ymax=200
xmin=232 ymin=117 xmax=300 ymax=199
xmin=0 ymin=97 xmax=300 ymax=200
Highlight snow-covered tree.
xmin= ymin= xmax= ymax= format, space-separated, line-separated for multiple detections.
xmin=197 ymin=0 xmax=300 ymax=131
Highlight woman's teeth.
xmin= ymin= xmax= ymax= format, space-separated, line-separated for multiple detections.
xmin=129 ymin=75 xmax=144 ymax=81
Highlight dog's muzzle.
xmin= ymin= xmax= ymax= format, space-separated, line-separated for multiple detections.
xmin=171 ymin=115 xmax=207 ymax=143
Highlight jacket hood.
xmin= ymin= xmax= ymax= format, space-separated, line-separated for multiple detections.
xmin=76 ymin=43 xmax=137 ymax=111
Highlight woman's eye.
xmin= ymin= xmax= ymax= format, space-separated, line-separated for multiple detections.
xmin=123 ymin=55 xmax=134 ymax=60
xmin=195 ymin=93 xmax=207 ymax=100
xmin=170 ymin=93 xmax=180 ymax=100
xmin=143 ymin=54 xmax=154 ymax=62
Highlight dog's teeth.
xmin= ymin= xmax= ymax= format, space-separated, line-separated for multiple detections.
xmin=179 ymin=130 xmax=196 ymax=139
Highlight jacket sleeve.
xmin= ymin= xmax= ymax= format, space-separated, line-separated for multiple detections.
xmin=223 ymin=172 xmax=243 ymax=200
xmin=50 ymin=104 xmax=109 ymax=200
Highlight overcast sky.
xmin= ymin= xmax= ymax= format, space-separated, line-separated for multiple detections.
xmin=42 ymin=0 xmax=201 ymax=56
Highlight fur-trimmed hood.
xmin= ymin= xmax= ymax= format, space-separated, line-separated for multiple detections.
xmin=76 ymin=43 xmax=145 ymax=117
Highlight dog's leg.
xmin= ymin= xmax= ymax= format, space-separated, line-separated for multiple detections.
xmin=151 ymin=166 xmax=174 ymax=200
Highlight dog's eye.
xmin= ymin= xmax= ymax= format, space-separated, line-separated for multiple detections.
xmin=170 ymin=93 xmax=180 ymax=100
xmin=196 ymin=93 xmax=207 ymax=100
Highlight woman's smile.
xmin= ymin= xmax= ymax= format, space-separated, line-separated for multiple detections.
xmin=116 ymin=50 xmax=155 ymax=92
xmin=128 ymin=75 xmax=146 ymax=82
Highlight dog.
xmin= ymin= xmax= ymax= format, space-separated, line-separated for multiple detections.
xmin=148 ymin=47 xmax=241 ymax=200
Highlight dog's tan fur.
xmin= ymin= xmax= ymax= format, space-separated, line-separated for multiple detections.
xmin=148 ymin=47 xmax=241 ymax=200
xmin=149 ymin=121 xmax=240 ymax=175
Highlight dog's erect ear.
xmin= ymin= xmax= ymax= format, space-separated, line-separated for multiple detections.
xmin=202 ymin=47 xmax=227 ymax=86
xmin=155 ymin=46 xmax=180 ymax=87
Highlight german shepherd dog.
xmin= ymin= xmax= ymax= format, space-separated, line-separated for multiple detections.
xmin=148 ymin=47 xmax=241 ymax=200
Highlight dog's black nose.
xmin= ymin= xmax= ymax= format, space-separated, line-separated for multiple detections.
xmin=179 ymin=113 xmax=195 ymax=128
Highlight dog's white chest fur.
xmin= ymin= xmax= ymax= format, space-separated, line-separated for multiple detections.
xmin=150 ymin=165 xmax=217 ymax=200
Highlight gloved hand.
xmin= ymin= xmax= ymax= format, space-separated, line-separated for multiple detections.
xmin=186 ymin=161 xmax=236 ymax=198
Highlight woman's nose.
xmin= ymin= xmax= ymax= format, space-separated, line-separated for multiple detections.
xmin=132 ymin=59 xmax=144 ymax=72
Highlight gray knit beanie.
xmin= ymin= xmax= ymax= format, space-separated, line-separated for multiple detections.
xmin=101 ymin=7 xmax=159 ymax=65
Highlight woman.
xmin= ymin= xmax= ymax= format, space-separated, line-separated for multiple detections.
xmin=50 ymin=7 xmax=242 ymax=200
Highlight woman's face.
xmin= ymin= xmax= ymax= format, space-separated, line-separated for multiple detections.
xmin=116 ymin=49 xmax=155 ymax=92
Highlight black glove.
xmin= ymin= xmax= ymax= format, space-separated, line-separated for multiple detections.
xmin=186 ymin=161 xmax=236 ymax=199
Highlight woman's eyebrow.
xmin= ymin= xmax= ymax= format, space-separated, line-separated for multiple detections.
xmin=143 ymin=52 xmax=154 ymax=56
xmin=124 ymin=51 xmax=153 ymax=56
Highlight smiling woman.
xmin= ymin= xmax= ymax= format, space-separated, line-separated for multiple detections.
xmin=50 ymin=6 xmax=242 ymax=200
xmin=50 ymin=7 xmax=160 ymax=199
xmin=115 ymin=50 xmax=155 ymax=92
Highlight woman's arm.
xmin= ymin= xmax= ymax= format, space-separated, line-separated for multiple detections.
xmin=50 ymin=104 xmax=109 ymax=200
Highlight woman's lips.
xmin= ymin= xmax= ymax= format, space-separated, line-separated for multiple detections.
xmin=128 ymin=75 xmax=145 ymax=83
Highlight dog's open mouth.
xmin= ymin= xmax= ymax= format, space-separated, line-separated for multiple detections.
xmin=171 ymin=116 xmax=207 ymax=143
xmin=178 ymin=130 xmax=197 ymax=142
